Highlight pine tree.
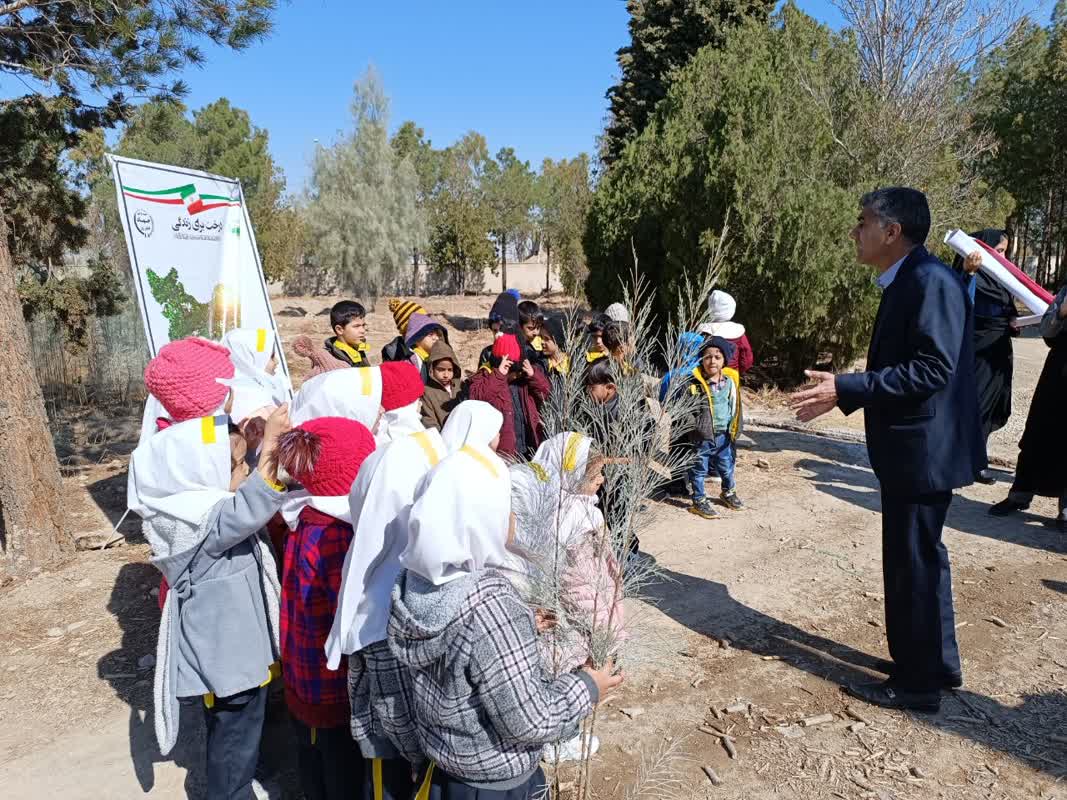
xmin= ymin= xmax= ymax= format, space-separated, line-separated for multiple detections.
xmin=601 ymin=0 xmax=776 ymax=167
xmin=305 ymin=68 xmax=423 ymax=301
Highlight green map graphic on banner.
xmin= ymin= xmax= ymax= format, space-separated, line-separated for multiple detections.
xmin=146 ymin=268 xmax=242 ymax=340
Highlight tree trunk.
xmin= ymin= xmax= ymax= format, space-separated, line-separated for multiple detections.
xmin=500 ymin=232 xmax=508 ymax=291
xmin=412 ymin=248 xmax=420 ymax=295
xmin=546 ymin=242 xmax=553 ymax=294
xmin=0 ymin=210 xmax=71 ymax=580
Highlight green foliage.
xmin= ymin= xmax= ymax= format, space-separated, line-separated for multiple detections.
xmin=587 ymin=7 xmax=879 ymax=377
xmin=427 ymin=133 xmax=497 ymax=293
xmin=305 ymin=68 xmax=423 ymax=299
xmin=973 ymin=7 xmax=1067 ymax=284
xmin=539 ymin=155 xmax=593 ymax=294
xmin=19 ymin=256 xmax=126 ymax=345
xmin=484 ymin=147 xmax=537 ymax=281
xmin=602 ymin=0 xmax=776 ymax=167
xmin=589 ymin=3 xmax=1017 ymax=380
xmin=1 ymin=1 xmax=275 ymax=118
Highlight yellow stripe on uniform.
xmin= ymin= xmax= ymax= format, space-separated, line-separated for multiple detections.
xmin=562 ymin=432 xmax=584 ymax=473
xmin=373 ymin=758 xmax=383 ymax=800
xmin=201 ymin=416 xmax=217 ymax=444
xmin=415 ymin=763 xmax=435 ymax=800
xmin=256 ymin=328 xmax=267 ymax=352
xmin=359 ymin=365 xmax=373 ymax=395
xmin=460 ymin=445 xmax=499 ymax=479
xmin=412 ymin=431 xmax=442 ymax=467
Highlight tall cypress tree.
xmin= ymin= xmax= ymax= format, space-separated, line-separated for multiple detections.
xmin=601 ymin=0 xmax=776 ymax=167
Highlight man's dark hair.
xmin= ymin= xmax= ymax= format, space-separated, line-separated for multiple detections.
xmin=517 ymin=300 xmax=543 ymax=326
xmin=583 ymin=358 xmax=616 ymax=387
xmin=330 ymin=300 xmax=366 ymax=331
xmin=860 ymin=187 xmax=931 ymax=245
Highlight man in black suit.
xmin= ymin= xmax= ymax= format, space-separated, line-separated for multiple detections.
xmin=790 ymin=187 xmax=985 ymax=712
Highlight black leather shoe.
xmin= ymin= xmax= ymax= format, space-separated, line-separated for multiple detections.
xmin=844 ymin=680 xmax=941 ymax=712
xmin=989 ymin=498 xmax=1029 ymax=517
xmin=871 ymin=659 xmax=962 ymax=688
xmin=975 ymin=470 xmax=996 ymax=485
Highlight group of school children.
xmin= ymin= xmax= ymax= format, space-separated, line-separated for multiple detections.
xmin=126 ymin=286 xmax=753 ymax=800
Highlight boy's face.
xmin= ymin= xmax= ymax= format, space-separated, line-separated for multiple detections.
xmin=702 ymin=348 xmax=725 ymax=375
xmin=415 ymin=330 xmax=440 ymax=352
xmin=335 ymin=317 xmax=367 ymax=346
xmin=489 ymin=318 xmax=503 ymax=334
xmin=521 ymin=319 xmax=541 ymax=343
xmin=591 ymin=331 xmax=606 ymax=353
xmin=431 ymin=359 xmax=454 ymax=385
xmin=542 ymin=337 xmax=559 ymax=357
xmin=586 ymin=382 xmax=617 ymax=404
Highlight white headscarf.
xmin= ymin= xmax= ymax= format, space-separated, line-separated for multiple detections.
xmin=705 ymin=290 xmax=745 ymax=338
xmin=325 ymin=428 xmax=449 ymax=667
xmin=400 ymin=441 xmax=510 ymax=586
xmin=220 ymin=327 xmax=290 ymax=403
xmin=377 ymin=399 xmax=426 ymax=445
xmin=217 ymin=376 xmax=276 ymax=426
xmin=532 ymin=432 xmax=594 ymax=494
xmin=128 ymin=415 xmax=233 ymax=534
xmin=290 ymin=367 xmax=383 ymax=428
xmin=440 ymin=400 xmax=504 ymax=453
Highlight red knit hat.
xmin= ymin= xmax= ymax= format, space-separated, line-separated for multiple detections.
xmin=144 ymin=337 xmax=235 ymax=422
xmin=492 ymin=334 xmax=521 ymax=363
xmin=379 ymin=361 xmax=424 ymax=410
xmin=279 ymin=417 xmax=376 ymax=496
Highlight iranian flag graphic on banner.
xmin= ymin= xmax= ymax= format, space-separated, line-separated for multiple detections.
xmin=121 ymin=182 xmax=242 ymax=215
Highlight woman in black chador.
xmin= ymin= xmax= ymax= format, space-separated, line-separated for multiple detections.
xmin=953 ymin=229 xmax=1016 ymax=484
xmin=990 ymin=281 xmax=1067 ymax=532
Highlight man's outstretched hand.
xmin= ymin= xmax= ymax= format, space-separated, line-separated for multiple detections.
xmin=789 ymin=370 xmax=839 ymax=423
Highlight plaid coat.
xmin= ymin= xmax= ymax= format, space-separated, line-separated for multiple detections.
xmin=348 ymin=639 xmax=422 ymax=763
xmin=388 ymin=569 xmax=597 ymax=789
xmin=281 ymin=507 xmax=353 ymax=728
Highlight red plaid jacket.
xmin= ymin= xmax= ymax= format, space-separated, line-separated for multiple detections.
xmin=281 ymin=507 xmax=353 ymax=729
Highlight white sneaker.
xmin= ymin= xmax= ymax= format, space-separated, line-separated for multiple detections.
xmin=546 ymin=732 xmax=600 ymax=763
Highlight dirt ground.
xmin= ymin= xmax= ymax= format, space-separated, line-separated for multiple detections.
xmin=1 ymin=295 xmax=1064 ymax=799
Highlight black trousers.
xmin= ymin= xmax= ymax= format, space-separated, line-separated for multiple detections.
xmin=422 ymin=764 xmax=548 ymax=799
xmin=204 ymin=686 xmax=267 ymax=800
xmin=881 ymin=490 xmax=961 ymax=691
xmin=291 ymin=719 xmax=364 ymax=800
xmin=362 ymin=756 xmax=416 ymax=800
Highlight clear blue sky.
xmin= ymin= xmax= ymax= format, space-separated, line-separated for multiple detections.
xmin=173 ymin=0 xmax=839 ymax=193
xmin=166 ymin=0 xmax=1048 ymax=193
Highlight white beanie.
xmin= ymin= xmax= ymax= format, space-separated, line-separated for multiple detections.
xmin=604 ymin=302 xmax=630 ymax=323
xmin=708 ymin=290 xmax=737 ymax=323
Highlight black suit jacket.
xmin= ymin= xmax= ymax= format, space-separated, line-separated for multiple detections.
xmin=836 ymin=246 xmax=986 ymax=495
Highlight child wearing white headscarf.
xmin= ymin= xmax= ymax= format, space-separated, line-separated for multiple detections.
xmin=330 ymin=401 xmax=504 ymax=800
xmin=220 ymin=327 xmax=291 ymax=403
xmin=388 ymin=434 xmax=621 ymax=798
xmin=128 ymin=342 xmax=291 ymax=798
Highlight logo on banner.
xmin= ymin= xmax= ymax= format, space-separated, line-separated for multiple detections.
xmin=121 ymin=182 xmax=241 ymax=215
xmin=133 ymin=210 xmax=154 ymax=238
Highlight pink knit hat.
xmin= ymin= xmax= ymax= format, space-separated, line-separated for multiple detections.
xmin=144 ymin=338 xmax=235 ymax=422
xmin=379 ymin=361 xmax=424 ymax=410
xmin=293 ymin=334 xmax=350 ymax=379
xmin=278 ymin=417 xmax=376 ymax=497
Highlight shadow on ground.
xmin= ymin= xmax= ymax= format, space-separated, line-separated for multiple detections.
xmin=644 ymin=565 xmax=1067 ymax=780
xmin=746 ymin=428 xmax=1067 ymax=556
xmin=99 ymin=563 xmax=299 ymax=798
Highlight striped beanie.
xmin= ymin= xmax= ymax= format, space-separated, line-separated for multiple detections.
xmin=389 ymin=299 xmax=427 ymax=336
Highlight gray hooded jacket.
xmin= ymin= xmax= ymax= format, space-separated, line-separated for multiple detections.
xmin=388 ymin=568 xmax=597 ymax=791
xmin=148 ymin=471 xmax=284 ymax=755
